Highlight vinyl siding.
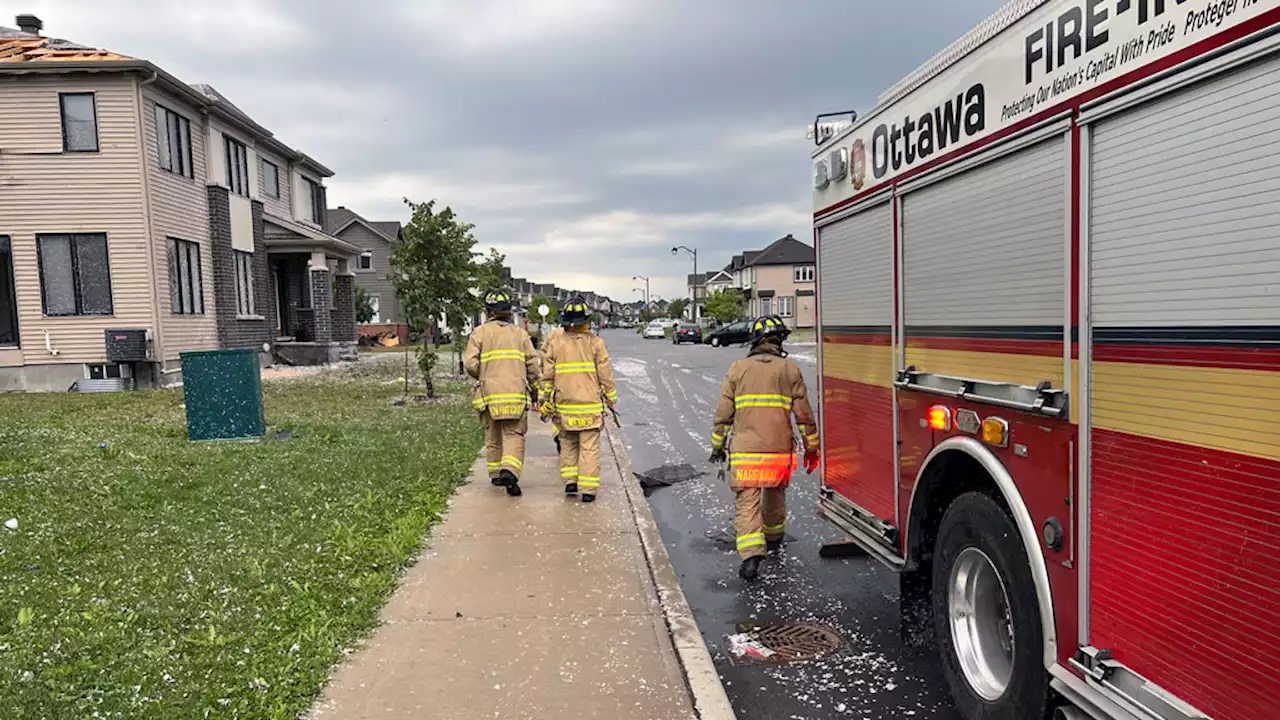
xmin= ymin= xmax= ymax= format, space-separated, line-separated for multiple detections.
xmin=257 ymin=149 xmax=292 ymax=221
xmin=0 ymin=74 xmax=152 ymax=365
xmin=338 ymin=223 xmax=400 ymax=322
xmin=142 ymin=88 xmax=217 ymax=360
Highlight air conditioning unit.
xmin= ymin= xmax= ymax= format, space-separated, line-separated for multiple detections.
xmin=104 ymin=329 xmax=150 ymax=362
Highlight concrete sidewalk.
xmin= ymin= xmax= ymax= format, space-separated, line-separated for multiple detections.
xmin=309 ymin=419 xmax=731 ymax=720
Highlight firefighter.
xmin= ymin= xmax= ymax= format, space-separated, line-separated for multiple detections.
xmin=539 ymin=297 xmax=617 ymax=503
xmin=464 ymin=289 xmax=540 ymax=497
xmin=709 ymin=315 xmax=820 ymax=580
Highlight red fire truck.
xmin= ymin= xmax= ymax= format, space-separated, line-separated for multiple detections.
xmin=810 ymin=1 xmax=1279 ymax=719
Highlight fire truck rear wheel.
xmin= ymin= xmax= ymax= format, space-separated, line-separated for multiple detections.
xmin=932 ymin=491 xmax=1049 ymax=720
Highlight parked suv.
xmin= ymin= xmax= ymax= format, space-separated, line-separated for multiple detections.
xmin=673 ymin=323 xmax=702 ymax=345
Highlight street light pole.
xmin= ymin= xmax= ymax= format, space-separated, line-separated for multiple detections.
xmin=671 ymin=246 xmax=699 ymax=321
xmin=632 ymin=276 xmax=650 ymax=306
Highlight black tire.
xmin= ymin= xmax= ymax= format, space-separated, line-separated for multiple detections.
xmin=932 ymin=492 xmax=1049 ymax=720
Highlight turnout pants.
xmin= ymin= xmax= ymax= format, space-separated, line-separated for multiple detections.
xmin=482 ymin=411 xmax=528 ymax=479
xmin=559 ymin=428 xmax=602 ymax=494
xmin=734 ymin=487 xmax=787 ymax=559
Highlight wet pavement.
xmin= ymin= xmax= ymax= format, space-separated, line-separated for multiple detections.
xmin=604 ymin=329 xmax=961 ymax=720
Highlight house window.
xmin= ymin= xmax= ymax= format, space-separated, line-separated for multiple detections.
xmin=794 ymin=265 xmax=815 ymax=283
xmin=37 ymin=233 xmax=113 ymax=316
xmin=369 ymin=296 xmax=381 ymax=324
xmin=168 ymin=238 xmax=204 ymax=315
xmin=358 ymin=252 xmax=372 ymax=271
xmin=60 ymin=93 xmax=98 ymax=152
xmin=0 ymin=236 xmax=17 ymax=347
xmin=761 ymin=296 xmax=773 ymax=316
xmin=154 ymin=104 xmax=192 ymax=177
xmin=262 ymin=160 xmax=280 ymax=198
xmin=778 ymin=296 xmax=794 ymax=318
xmin=303 ymin=178 xmax=324 ymax=224
xmin=234 ymin=251 xmax=255 ymax=316
xmin=225 ymin=136 xmax=250 ymax=197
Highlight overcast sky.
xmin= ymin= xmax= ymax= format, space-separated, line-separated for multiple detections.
xmin=19 ymin=0 xmax=996 ymax=302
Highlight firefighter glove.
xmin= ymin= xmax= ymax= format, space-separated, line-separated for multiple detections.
xmin=709 ymin=445 xmax=727 ymax=465
xmin=804 ymin=447 xmax=820 ymax=474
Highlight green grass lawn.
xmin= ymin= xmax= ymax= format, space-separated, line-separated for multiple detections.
xmin=0 ymin=358 xmax=481 ymax=719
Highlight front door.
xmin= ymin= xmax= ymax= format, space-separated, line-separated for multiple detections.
xmin=0 ymin=236 xmax=18 ymax=347
xmin=272 ymin=262 xmax=288 ymax=335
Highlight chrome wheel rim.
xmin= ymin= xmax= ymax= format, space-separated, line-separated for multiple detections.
xmin=949 ymin=547 xmax=1014 ymax=701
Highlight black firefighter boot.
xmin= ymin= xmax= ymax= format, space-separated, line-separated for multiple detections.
xmin=739 ymin=556 xmax=763 ymax=581
xmin=498 ymin=470 xmax=522 ymax=497
xmin=581 ymin=493 xmax=596 ymax=503
xmin=564 ymin=482 xmax=578 ymax=495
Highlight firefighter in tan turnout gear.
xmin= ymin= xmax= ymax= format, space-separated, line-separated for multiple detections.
xmin=539 ymin=297 xmax=617 ymax=503
xmin=464 ymin=289 xmax=540 ymax=497
xmin=710 ymin=315 xmax=820 ymax=580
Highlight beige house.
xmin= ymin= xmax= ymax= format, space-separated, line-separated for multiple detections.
xmin=724 ymin=235 xmax=816 ymax=329
xmin=0 ymin=17 xmax=361 ymax=391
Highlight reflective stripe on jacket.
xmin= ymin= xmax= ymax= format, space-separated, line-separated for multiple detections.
xmin=540 ymin=328 xmax=616 ymax=431
xmin=712 ymin=345 xmax=818 ymax=488
xmin=463 ymin=319 xmax=539 ymax=420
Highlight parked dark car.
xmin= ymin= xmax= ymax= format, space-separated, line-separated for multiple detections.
xmin=673 ymin=323 xmax=702 ymax=345
xmin=704 ymin=320 xmax=752 ymax=347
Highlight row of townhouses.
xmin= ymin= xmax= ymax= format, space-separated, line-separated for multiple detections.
xmin=505 ymin=279 xmax=623 ymax=326
xmin=0 ymin=16 xmax=374 ymax=391
xmin=686 ymin=234 xmax=816 ymax=329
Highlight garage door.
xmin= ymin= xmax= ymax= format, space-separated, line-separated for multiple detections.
xmin=1087 ymin=51 xmax=1280 ymax=720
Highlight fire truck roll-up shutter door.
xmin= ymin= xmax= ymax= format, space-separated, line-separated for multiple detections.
xmin=817 ymin=201 xmax=896 ymax=525
xmin=1086 ymin=52 xmax=1280 ymax=720
xmin=900 ymin=135 xmax=1066 ymax=391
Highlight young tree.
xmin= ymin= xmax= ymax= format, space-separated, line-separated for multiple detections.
xmin=666 ymin=298 xmax=688 ymax=320
xmin=528 ymin=293 xmax=559 ymax=324
xmin=355 ymin=286 xmax=376 ymax=324
xmin=391 ymin=199 xmax=478 ymax=397
xmin=448 ymin=247 xmax=509 ymax=375
xmin=705 ymin=289 xmax=746 ymax=324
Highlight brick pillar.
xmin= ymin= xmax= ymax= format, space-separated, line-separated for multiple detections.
xmin=252 ymin=201 xmax=276 ymax=340
xmin=310 ymin=268 xmax=332 ymax=343
xmin=332 ymin=274 xmax=357 ymax=342
xmin=207 ymin=185 xmax=236 ymax=348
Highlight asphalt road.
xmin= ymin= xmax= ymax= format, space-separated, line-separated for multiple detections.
xmin=604 ymin=329 xmax=961 ymax=720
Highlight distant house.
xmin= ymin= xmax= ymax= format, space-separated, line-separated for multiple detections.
xmin=703 ymin=269 xmax=733 ymax=296
xmin=325 ymin=207 xmax=403 ymax=325
xmin=743 ymin=235 xmax=816 ymax=329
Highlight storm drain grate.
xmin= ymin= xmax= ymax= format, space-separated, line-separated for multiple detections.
xmin=727 ymin=623 xmax=842 ymax=664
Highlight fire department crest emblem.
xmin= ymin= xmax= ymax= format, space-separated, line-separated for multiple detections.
xmin=850 ymin=139 xmax=867 ymax=191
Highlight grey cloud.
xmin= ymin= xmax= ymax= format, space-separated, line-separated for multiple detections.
xmin=28 ymin=0 xmax=996 ymax=300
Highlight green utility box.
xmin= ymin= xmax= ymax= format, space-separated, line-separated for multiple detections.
xmin=180 ymin=349 xmax=266 ymax=441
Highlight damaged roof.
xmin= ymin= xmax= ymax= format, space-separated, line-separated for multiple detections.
xmin=0 ymin=30 xmax=133 ymax=63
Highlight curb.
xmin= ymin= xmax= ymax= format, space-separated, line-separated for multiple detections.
xmin=605 ymin=423 xmax=738 ymax=720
